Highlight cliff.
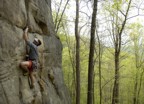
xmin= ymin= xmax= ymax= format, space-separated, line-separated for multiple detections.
xmin=0 ymin=0 xmax=71 ymax=104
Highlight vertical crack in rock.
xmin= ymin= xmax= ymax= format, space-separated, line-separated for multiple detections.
xmin=24 ymin=0 xmax=30 ymax=27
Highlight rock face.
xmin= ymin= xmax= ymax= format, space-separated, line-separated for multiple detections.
xmin=0 ymin=0 xmax=71 ymax=104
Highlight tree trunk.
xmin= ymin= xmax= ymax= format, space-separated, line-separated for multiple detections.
xmin=97 ymin=31 xmax=102 ymax=104
xmin=111 ymin=1 xmax=132 ymax=104
xmin=62 ymin=24 xmax=76 ymax=104
xmin=112 ymin=52 xmax=120 ymax=104
xmin=75 ymin=0 xmax=80 ymax=104
xmin=87 ymin=0 xmax=98 ymax=104
xmin=137 ymin=70 xmax=144 ymax=104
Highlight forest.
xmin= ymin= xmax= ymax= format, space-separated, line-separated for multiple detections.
xmin=52 ymin=0 xmax=144 ymax=104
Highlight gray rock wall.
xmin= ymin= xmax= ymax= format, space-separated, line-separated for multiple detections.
xmin=0 ymin=0 xmax=71 ymax=104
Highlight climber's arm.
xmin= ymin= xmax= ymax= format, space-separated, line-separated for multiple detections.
xmin=23 ymin=27 xmax=29 ymax=41
xmin=23 ymin=27 xmax=34 ymax=47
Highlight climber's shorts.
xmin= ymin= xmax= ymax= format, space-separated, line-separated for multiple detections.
xmin=28 ymin=60 xmax=33 ymax=72
xmin=28 ymin=60 xmax=38 ymax=72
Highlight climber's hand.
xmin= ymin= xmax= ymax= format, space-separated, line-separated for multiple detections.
xmin=23 ymin=27 xmax=29 ymax=41
xmin=24 ymin=27 xmax=29 ymax=33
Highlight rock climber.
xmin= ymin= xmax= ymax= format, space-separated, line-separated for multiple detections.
xmin=20 ymin=27 xmax=41 ymax=88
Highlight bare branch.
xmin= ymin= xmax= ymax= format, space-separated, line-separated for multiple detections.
xmin=127 ymin=0 xmax=144 ymax=20
xmin=127 ymin=14 xmax=144 ymax=20
xmin=54 ymin=0 xmax=63 ymax=28
xmin=55 ymin=0 xmax=70 ymax=33
xmin=119 ymin=10 xmax=126 ymax=17
xmin=79 ymin=11 xmax=91 ymax=18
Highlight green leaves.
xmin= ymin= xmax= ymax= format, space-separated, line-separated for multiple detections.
xmin=112 ymin=0 xmax=122 ymax=10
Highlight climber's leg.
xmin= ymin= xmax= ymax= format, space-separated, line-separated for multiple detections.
xmin=20 ymin=61 xmax=33 ymax=76
xmin=29 ymin=71 xmax=35 ymax=88
xmin=20 ymin=61 xmax=30 ymax=72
